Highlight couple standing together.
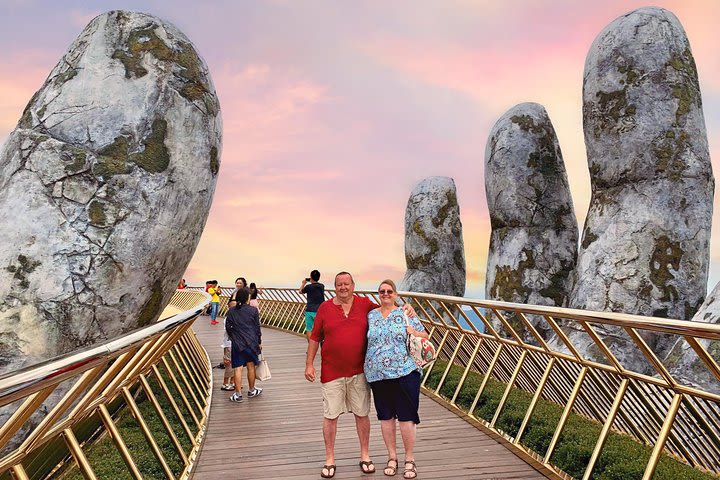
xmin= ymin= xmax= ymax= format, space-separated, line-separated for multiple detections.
xmin=304 ymin=272 xmax=428 ymax=479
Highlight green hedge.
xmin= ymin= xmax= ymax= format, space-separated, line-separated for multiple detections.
xmin=424 ymin=360 xmax=718 ymax=480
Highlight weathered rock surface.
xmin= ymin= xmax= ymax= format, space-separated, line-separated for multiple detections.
xmin=401 ymin=177 xmax=465 ymax=297
xmin=665 ymin=281 xmax=720 ymax=394
xmin=567 ymin=7 xmax=713 ymax=368
xmin=0 ymin=11 xmax=222 ymax=373
xmin=484 ymin=103 xmax=578 ymax=342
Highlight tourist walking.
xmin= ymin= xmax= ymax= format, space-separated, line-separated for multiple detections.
xmin=364 ymin=279 xmax=427 ymax=479
xmin=226 ymin=288 xmax=263 ymax=402
xmin=299 ymin=270 xmax=324 ymax=341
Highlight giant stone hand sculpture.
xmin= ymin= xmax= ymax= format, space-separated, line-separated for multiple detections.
xmin=485 ymin=103 xmax=578 ymax=342
xmin=565 ymin=7 xmax=713 ymax=368
xmin=0 ymin=11 xmax=222 ymax=373
xmin=401 ymin=176 xmax=465 ymax=297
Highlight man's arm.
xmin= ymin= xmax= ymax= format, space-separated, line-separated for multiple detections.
xmin=305 ymin=340 xmax=320 ymax=382
xmin=299 ymin=279 xmax=308 ymax=294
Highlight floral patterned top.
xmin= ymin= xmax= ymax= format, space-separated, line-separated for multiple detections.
xmin=364 ymin=307 xmax=425 ymax=383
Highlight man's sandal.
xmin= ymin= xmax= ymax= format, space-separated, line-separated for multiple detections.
xmin=320 ymin=464 xmax=336 ymax=478
xmin=403 ymin=460 xmax=417 ymax=479
xmin=359 ymin=460 xmax=376 ymax=474
xmin=384 ymin=458 xmax=398 ymax=476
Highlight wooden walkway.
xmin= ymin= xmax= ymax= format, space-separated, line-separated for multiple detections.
xmin=191 ymin=317 xmax=550 ymax=480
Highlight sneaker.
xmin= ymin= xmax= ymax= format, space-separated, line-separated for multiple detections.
xmin=248 ymin=387 xmax=263 ymax=398
xmin=210 ymin=320 xmax=219 ymax=325
xmin=220 ymin=383 xmax=235 ymax=391
xmin=229 ymin=392 xmax=243 ymax=402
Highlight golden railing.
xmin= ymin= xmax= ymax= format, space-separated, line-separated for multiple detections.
xmin=255 ymin=287 xmax=720 ymax=480
xmin=0 ymin=289 xmax=211 ymax=480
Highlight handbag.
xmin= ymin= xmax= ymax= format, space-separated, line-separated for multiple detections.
xmin=256 ymin=354 xmax=271 ymax=381
xmin=404 ymin=312 xmax=436 ymax=368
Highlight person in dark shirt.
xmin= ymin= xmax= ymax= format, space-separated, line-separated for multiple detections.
xmin=225 ymin=288 xmax=263 ymax=402
xmin=300 ymin=269 xmax=325 ymax=342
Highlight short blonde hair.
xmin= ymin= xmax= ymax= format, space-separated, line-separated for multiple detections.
xmin=378 ymin=279 xmax=397 ymax=292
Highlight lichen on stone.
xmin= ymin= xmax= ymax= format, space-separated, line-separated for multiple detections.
xmin=129 ymin=118 xmax=169 ymax=173
xmin=209 ymin=146 xmax=219 ymax=176
xmin=137 ymin=279 xmax=164 ymax=326
xmin=407 ymin=220 xmax=439 ymax=269
xmin=112 ymin=23 xmax=217 ymax=115
xmin=88 ymin=200 xmax=107 ymax=226
xmin=6 ymin=255 xmax=41 ymax=289
xmin=490 ymin=248 xmax=535 ymax=301
xmin=648 ymin=235 xmax=683 ymax=302
xmin=432 ymin=190 xmax=458 ymax=228
xmin=95 ymin=135 xmax=131 ymax=177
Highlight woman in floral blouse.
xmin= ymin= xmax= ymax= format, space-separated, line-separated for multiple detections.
xmin=364 ymin=279 xmax=428 ymax=479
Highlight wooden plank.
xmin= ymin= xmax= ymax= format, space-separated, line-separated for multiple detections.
xmin=191 ymin=315 xmax=550 ymax=479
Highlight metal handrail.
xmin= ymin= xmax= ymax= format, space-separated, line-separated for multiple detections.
xmin=254 ymin=286 xmax=720 ymax=480
xmin=0 ymin=289 xmax=212 ymax=480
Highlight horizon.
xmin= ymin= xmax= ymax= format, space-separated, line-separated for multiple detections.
xmin=1 ymin=1 xmax=719 ymax=302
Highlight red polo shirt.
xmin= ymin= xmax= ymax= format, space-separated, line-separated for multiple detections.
xmin=311 ymin=295 xmax=378 ymax=383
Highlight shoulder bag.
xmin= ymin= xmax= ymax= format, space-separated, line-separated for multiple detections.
xmin=404 ymin=312 xmax=436 ymax=368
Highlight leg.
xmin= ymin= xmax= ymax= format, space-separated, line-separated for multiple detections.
xmin=399 ymin=421 xmax=416 ymax=461
xmin=323 ymin=417 xmax=338 ymax=466
xmin=233 ymin=365 xmax=243 ymax=393
xmin=246 ymin=361 xmax=256 ymax=391
xmin=355 ymin=414 xmax=371 ymax=461
xmin=380 ymin=419 xmax=398 ymax=475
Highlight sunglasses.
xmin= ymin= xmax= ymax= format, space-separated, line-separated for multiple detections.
xmin=378 ymin=289 xmax=395 ymax=295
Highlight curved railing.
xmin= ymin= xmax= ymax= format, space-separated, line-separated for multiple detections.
xmin=0 ymin=289 xmax=211 ymax=480
xmin=255 ymin=287 xmax=720 ymax=480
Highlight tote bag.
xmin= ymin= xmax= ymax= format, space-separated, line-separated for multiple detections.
xmin=256 ymin=354 xmax=271 ymax=381
xmin=404 ymin=312 xmax=436 ymax=368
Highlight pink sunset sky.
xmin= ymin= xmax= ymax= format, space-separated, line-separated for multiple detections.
xmin=0 ymin=1 xmax=719 ymax=299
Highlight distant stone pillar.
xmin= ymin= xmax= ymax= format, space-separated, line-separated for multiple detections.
xmin=484 ymin=103 xmax=578 ymax=341
xmin=401 ymin=176 xmax=465 ymax=297
xmin=568 ymin=7 xmax=714 ymax=365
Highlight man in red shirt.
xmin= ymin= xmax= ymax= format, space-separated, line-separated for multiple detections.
xmin=305 ymin=271 xmax=414 ymax=479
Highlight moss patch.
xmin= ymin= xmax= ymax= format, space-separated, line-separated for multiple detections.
xmin=668 ymin=48 xmax=700 ymax=125
xmin=490 ymin=248 xmax=535 ymax=304
xmin=112 ymin=24 xmax=218 ymax=115
xmin=653 ymin=130 xmax=689 ymax=181
xmin=407 ymin=221 xmax=439 ymax=269
xmin=129 ymin=118 xmax=170 ymax=173
xmin=591 ymin=60 xmax=640 ymax=138
xmin=209 ymin=146 xmax=219 ymax=175
xmin=432 ymin=189 xmax=458 ymax=228
xmin=649 ymin=235 xmax=683 ymax=304
xmin=88 ymin=200 xmax=107 ymax=226
xmin=6 ymin=254 xmax=41 ymax=289
xmin=95 ymin=136 xmax=131 ymax=178
xmin=137 ymin=280 xmax=164 ymax=326
xmin=62 ymin=146 xmax=88 ymax=174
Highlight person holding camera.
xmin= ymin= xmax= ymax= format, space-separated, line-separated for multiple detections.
xmin=299 ymin=270 xmax=324 ymax=341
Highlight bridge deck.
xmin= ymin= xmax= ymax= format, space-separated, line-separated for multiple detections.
xmin=191 ymin=318 xmax=550 ymax=479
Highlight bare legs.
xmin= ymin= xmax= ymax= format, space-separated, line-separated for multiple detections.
xmin=233 ymin=366 xmax=243 ymax=394
xmin=379 ymin=419 xmax=416 ymax=478
xmin=322 ymin=414 xmax=371 ymax=466
xmin=246 ymin=361 xmax=257 ymax=391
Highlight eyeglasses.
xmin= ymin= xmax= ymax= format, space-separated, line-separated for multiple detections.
xmin=378 ymin=289 xmax=394 ymax=295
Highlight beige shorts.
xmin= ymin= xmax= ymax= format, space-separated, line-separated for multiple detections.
xmin=321 ymin=373 xmax=371 ymax=419
xmin=223 ymin=347 xmax=235 ymax=377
